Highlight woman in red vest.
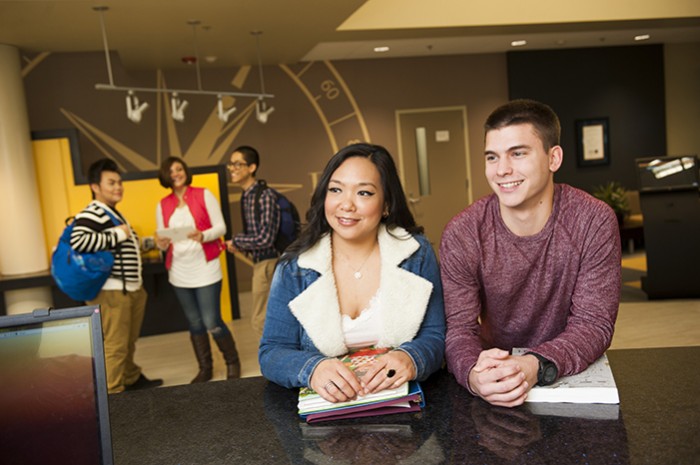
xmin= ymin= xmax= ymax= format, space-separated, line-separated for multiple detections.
xmin=155 ymin=157 xmax=240 ymax=382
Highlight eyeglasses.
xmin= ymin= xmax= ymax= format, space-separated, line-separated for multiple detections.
xmin=227 ymin=161 xmax=249 ymax=170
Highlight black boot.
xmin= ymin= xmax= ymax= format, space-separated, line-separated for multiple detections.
xmin=124 ymin=374 xmax=163 ymax=391
xmin=190 ymin=333 xmax=213 ymax=383
xmin=214 ymin=331 xmax=241 ymax=379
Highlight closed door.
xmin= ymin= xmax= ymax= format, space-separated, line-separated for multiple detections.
xmin=397 ymin=107 xmax=472 ymax=252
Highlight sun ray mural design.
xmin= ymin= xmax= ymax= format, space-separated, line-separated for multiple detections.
xmin=46 ymin=63 xmax=306 ymax=270
xmin=60 ymin=67 xmax=258 ymax=174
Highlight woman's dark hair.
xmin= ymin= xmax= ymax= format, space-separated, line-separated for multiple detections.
xmin=158 ymin=156 xmax=192 ymax=189
xmin=282 ymin=143 xmax=423 ymax=262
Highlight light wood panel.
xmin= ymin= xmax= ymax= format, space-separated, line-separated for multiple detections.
xmin=135 ymin=292 xmax=261 ymax=387
xmin=610 ymin=299 xmax=700 ymax=350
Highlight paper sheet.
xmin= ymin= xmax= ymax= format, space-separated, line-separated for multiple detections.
xmin=156 ymin=227 xmax=195 ymax=242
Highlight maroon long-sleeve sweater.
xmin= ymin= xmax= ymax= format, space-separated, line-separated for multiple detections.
xmin=439 ymin=184 xmax=621 ymax=390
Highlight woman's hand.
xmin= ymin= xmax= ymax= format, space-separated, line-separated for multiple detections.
xmin=154 ymin=233 xmax=171 ymax=250
xmin=309 ymin=359 xmax=363 ymax=403
xmin=359 ymin=350 xmax=416 ymax=395
xmin=187 ymin=229 xmax=204 ymax=243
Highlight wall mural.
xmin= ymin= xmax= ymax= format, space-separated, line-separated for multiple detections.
xmin=22 ymin=52 xmax=372 ymax=277
xmin=21 ymin=48 xmax=520 ymax=275
xmin=23 ymin=53 xmax=370 ymax=181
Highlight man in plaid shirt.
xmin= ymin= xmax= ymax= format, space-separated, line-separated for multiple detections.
xmin=226 ymin=146 xmax=280 ymax=336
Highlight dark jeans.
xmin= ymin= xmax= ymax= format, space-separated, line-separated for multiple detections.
xmin=172 ymin=281 xmax=230 ymax=337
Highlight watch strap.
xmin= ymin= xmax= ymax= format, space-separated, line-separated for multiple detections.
xmin=526 ymin=352 xmax=558 ymax=386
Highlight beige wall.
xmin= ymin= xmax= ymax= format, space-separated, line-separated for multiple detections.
xmin=333 ymin=54 xmax=507 ymax=202
xmin=23 ymin=51 xmax=509 ymax=287
xmin=665 ymin=42 xmax=700 ymax=156
xmin=21 ymin=44 xmax=698 ymax=288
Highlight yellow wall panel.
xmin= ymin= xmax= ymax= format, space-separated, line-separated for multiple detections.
xmin=32 ymin=138 xmax=233 ymax=321
xmin=33 ymin=138 xmax=73 ymax=257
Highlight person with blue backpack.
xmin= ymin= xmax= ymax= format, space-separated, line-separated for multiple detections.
xmin=69 ymin=158 xmax=162 ymax=394
xmin=225 ymin=146 xmax=300 ymax=337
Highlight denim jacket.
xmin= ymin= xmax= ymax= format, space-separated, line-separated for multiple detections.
xmin=259 ymin=225 xmax=445 ymax=389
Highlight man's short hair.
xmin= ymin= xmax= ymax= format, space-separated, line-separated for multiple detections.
xmin=484 ymin=99 xmax=561 ymax=151
xmin=88 ymin=158 xmax=120 ymax=185
xmin=87 ymin=158 xmax=120 ymax=200
xmin=233 ymin=145 xmax=260 ymax=176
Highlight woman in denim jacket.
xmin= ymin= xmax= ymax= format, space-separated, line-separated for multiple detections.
xmin=259 ymin=143 xmax=445 ymax=403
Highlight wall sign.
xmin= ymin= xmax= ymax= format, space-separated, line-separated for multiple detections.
xmin=576 ymin=118 xmax=610 ymax=166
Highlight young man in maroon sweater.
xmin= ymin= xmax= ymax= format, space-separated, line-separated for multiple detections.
xmin=440 ymin=99 xmax=621 ymax=407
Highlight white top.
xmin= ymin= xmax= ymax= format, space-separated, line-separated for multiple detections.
xmin=342 ymin=290 xmax=383 ymax=348
xmin=156 ymin=189 xmax=226 ymax=288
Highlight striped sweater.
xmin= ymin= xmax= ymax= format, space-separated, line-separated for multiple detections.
xmin=70 ymin=200 xmax=143 ymax=290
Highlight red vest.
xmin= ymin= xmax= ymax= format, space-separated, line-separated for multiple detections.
xmin=160 ymin=186 xmax=224 ymax=270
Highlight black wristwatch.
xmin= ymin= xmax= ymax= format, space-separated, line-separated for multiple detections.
xmin=527 ymin=352 xmax=558 ymax=386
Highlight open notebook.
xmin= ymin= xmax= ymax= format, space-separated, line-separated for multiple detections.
xmin=0 ymin=305 xmax=113 ymax=465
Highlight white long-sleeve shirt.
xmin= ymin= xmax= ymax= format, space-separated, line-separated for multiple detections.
xmin=156 ymin=189 xmax=226 ymax=288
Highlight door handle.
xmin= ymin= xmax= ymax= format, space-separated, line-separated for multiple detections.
xmin=408 ymin=196 xmax=421 ymax=204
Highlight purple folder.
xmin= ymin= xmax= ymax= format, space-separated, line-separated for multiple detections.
xmin=304 ymin=392 xmax=423 ymax=423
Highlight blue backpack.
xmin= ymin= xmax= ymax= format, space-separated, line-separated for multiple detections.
xmin=251 ymin=180 xmax=301 ymax=255
xmin=51 ymin=209 xmax=121 ymax=301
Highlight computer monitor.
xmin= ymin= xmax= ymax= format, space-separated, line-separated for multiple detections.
xmin=636 ymin=155 xmax=699 ymax=192
xmin=0 ymin=306 xmax=113 ymax=465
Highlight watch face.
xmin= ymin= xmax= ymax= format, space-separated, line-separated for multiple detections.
xmin=543 ymin=364 xmax=558 ymax=384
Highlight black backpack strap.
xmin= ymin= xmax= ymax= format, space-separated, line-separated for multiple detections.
xmin=241 ymin=180 xmax=266 ymax=234
xmin=253 ymin=180 xmax=283 ymax=258
xmin=254 ymin=179 xmax=269 ymax=227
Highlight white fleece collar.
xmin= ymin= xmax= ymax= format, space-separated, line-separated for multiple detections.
xmin=290 ymin=225 xmax=434 ymax=356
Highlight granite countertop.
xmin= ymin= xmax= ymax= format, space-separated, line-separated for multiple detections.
xmin=109 ymin=346 xmax=700 ymax=464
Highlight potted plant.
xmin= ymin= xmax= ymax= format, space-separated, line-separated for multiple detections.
xmin=592 ymin=181 xmax=631 ymax=225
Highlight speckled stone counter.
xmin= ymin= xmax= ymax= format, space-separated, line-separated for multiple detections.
xmin=109 ymin=347 xmax=699 ymax=464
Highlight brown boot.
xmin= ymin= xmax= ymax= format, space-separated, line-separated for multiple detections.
xmin=214 ymin=332 xmax=241 ymax=379
xmin=190 ymin=333 xmax=213 ymax=383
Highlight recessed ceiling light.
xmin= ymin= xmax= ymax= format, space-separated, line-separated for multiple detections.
xmin=634 ymin=34 xmax=651 ymax=41
xmin=374 ymin=46 xmax=390 ymax=53
xmin=511 ymin=40 xmax=527 ymax=47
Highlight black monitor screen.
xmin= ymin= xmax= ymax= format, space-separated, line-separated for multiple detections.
xmin=0 ymin=307 xmax=112 ymax=465
xmin=637 ymin=155 xmax=699 ymax=192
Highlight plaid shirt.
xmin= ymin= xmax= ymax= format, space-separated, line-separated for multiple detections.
xmin=234 ymin=181 xmax=280 ymax=263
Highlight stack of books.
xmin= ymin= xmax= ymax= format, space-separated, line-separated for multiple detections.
xmin=297 ymin=347 xmax=424 ymax=423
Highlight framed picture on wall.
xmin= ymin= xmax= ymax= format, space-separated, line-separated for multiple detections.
xmin=576 ymin=118 xmax=610 ymax=167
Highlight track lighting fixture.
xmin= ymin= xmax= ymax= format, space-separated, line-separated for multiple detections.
xmin=93 ymin=7 xmax=274 ymax=124
xmin=171 ymin=93 xmax=188 ymax=122
xmin=126 ymin=90 xmax=149 ymax=123
xmin=255 ymin=98 xmax=274 ymax=124
xmin=217 ymin=95 xmax=237 ymax=122
xmin=252 ymin=31 xmax=274 ymax=124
